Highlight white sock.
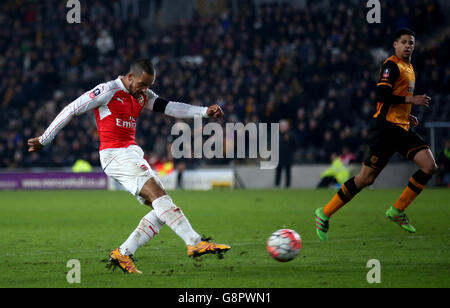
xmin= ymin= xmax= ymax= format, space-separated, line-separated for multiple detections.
xmin=152 ymin=195 xmax=202 ymax=246
xmin=119 ymin=211 xmax=164 ymax=256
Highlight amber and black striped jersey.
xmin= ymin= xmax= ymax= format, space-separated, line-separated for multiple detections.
xmin=374 ymin=55 xmax=416 ymax=131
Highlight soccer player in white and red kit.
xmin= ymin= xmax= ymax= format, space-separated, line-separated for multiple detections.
xmin=28 ymin=59 xmax=230 ymax=274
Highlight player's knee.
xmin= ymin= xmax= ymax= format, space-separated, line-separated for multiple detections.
xmin=363 ymin=177 xmax=376 ymax=188
xmin=423 ymin=162 xmax=438 ymax=176
xmin=139 ymin=178 xmax=167 ymax=202
xmin=355 ymin=174 xmax=376 ymax=188
xmin=431 ymin=162 xmax=438 ymax=174
xmin=139 ymin=190 xmax=151 ymax=202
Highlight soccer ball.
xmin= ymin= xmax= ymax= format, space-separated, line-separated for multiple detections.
xmin=267 ymin=229 xmax=302 ymax=262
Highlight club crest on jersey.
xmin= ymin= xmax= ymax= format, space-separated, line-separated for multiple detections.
xmin=89 ymin=88 xmax=101 ymax=99
xmin=382 ymin=68 xmax=390 ymax=78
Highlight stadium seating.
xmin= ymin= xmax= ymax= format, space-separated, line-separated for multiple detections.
xmin=0 ymin=0 xmax=448 ymax=169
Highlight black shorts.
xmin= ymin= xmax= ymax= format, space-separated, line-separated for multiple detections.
xmin=363 ymin=119 xmax=430 ymax=170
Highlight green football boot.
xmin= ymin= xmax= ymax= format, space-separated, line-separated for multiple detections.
xmin=385 ymin=206 xmax=416 ymax=233
xmin=314 ymin=208 xmax=330 ymax=242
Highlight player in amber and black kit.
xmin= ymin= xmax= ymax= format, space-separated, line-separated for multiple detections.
xmin=314 ymin=28 xmax=438 ymax=241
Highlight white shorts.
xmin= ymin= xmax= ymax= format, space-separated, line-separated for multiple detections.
xmin=100 ymin=145 xmax=164 ymax=205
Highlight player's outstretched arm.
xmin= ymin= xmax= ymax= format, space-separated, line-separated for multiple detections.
xmin=206 ymin=104 xmax=224 ymax=119
xmin=146 ymin=91 xmax=224 ymax=119
xmin=28 ymin=84 xmax=116 ymax=153
xmin=163 ymin=101 xmax=224 ymax=119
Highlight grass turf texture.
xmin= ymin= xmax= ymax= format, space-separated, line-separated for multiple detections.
xmin=0 ymin=189 xmax=449 ymax=288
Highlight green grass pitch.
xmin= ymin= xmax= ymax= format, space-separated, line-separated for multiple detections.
xmin=0 ymin=188 xmax=449 ymax=288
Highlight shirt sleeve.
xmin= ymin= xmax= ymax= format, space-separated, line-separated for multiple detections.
xmin=376 ymin=60 xmax=407 ymax=104
xmin=144 ymin=89 xmax=209 ymax=118
xmin=377 ymin=60 xmax=400 ymax=88
xmin=164 ymin=101 xmax=209 ymax=118
xmin=144 ymin=88 xmax=159 ymax=110
xmin=39 ymin=84 xmax=116 ymax=147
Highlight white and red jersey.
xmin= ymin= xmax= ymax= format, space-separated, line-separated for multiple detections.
xmin=39 ymin=76 xmax=209 ymax=168
xmin=92 ymin=79 xmax=153 ymax=151
xmin=39 ymin=77 xmax=157 ymax=151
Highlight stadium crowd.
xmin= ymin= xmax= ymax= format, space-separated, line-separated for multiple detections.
xmin=0 ymin=0 xmax=449 ymax=183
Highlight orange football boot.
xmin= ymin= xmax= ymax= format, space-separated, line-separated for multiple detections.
xmin=187 ymin=238 xmax=231 ymax=259
xmin=107 ymin=248 xmax=142 ymax=274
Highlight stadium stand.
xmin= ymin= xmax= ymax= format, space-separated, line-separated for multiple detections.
xmin=0 ymin=0 xmax=448 ymax=176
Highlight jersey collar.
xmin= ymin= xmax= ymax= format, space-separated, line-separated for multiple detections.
xmin=393 ymin=54 xmax=412 ymax=66
xmin=116 ymin=76 xmax=130 ymax=94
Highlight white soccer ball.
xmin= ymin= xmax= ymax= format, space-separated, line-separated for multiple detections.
xmin=267 ymin=229 xmax=302 ymax=262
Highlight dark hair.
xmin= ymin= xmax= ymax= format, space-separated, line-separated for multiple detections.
xmin=130 ymin=59 xmax=155 ymax=76
xmin=394 ymin=28 xmax=416 ymax=41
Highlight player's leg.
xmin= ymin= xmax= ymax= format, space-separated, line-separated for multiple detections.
xmin=119 ymin=210 xmax=164 ymax=256
xmin=315 ymin=119 xmax=392 ymax=241
xmin=395 ymin=148 xmax=437 ymax=211
xmin=315 ymin=165 xmax=382 ymax=241
xmin=109 ymin=209 xmax=163 ymax=274
xmin=325 ymin=164 xmax=381 ymax=216
xmin=104 ymin=148 xmax=162 ymax=273
xmin=139 ymin=178 xmax=231 ymax=258
xmin=386 ymin=148 xmax=437 ymax=232
xmin=139 ymin=177 xmax=202 ymax=246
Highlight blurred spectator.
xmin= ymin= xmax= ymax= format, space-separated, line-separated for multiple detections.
xmin=317 ymin=152 xmax=351 ymax=189
xmin=96 ymin=30 xmax=115 ymax=55
xmin=275 ymin=120 xmax=297 ymax=188
xmin=437 ymin=139 xmax=450 ymax=187
xmin=340 ymin=146 xmax=357 ymax=165
xmin=0 ymin=0 xmax=448 ymax=169
xmin=72 ymin=159 xmax=93 ymax=173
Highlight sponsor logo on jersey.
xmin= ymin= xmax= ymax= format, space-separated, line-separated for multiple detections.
xmin=116 ymin=118 xmax=137 ymax=129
